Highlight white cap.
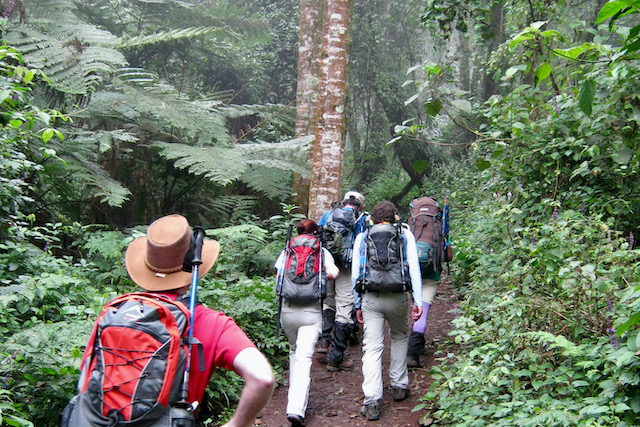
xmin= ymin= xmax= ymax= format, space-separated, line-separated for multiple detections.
xmin=343 ymin=191 xmax=364 ymax=205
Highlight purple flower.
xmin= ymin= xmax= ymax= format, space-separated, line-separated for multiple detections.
xmin=1 ymin=0 xmax=14 ymax=18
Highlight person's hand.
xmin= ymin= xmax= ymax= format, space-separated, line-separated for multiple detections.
xmin=356 ymin=308 xmax=364 ymax=324
xmin=411 ymin=305 xmax=423 ymax=322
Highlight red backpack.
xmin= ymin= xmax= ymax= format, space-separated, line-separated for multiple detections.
xmin=279 ymin=234 xmax=325 ymax=304
xmin=62 ymin=292 xmax=200 ymax=426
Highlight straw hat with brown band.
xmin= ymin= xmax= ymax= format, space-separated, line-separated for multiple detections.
xmin=125 ymin=214 xmax=220 ymax=291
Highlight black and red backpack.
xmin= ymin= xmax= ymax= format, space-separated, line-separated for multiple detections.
xmin=61 ymin=292 xmax=201 ymax=426
xmin=278 ymin=234 xmax=326 ymax=305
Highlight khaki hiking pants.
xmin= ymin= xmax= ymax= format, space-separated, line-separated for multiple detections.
xmin=360 ymin=292 xmax=410 ymax=405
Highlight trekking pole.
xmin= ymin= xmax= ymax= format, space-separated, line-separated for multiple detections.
xmin=318 ymin=235 xmax=325 ymax=332
xmin=179 ymin=226 xmax=205 ymax=409
xmin=396 ymin=219 xmax=410 ymax=293
xmin=443 ymin=189 xmax=450 ymax=275
xmin=275 ymin=224 xmax=293 ymax=339
xmin=356 ymin=230 xmax=368 ymax=295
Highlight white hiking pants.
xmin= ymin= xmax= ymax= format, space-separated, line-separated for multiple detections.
xmin=281 ymin=300 xmax=322 ymax=417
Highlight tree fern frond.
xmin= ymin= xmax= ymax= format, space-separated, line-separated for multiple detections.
xmin=118 ymin=26 xmax=223 ymax=48
xmin=81 ymin=85 xmax=229 ymax=144
xmin=75 ymin=170 xmax=132 ymax=207
xmin=236 ymin=135 xmax=314 ymax=177
xmin=4 ymin=25 xmax=127 ymax=95
xmin=239 ymin=166 xmax=292 ymax=200
xmin=114 ymin=68 xmax=156 ymax=87
xmin=155 ymin=142 xmax=246 ymax=185
xmin=198 ymin=195 xmax=259 ymax=223
xmin=209 ymin=223 xmax=268 ymax=244
xmin=246 ymin=158 xmax=309 ymax=177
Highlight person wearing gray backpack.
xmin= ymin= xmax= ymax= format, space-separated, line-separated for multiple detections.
xmin=274 ymin=219 xmax=340 ymax=426
xmin=317 ymin=191 xmax=368 ymax=371
xmin=351 ymin=201 xmax=423 ymax=421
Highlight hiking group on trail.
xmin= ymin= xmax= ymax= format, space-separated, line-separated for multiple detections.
xmin=276 ymin=192 xmax=452 ymax=425
xmin=60 ymin=191 xmax=451 ymax=427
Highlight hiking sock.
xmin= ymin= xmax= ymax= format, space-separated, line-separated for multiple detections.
xmin=412 ymin=303 xmax=431 ymax=334
xmin=329 ymin=321 xmax=349 ymax=364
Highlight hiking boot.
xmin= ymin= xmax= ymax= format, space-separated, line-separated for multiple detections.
xmin=317 ymin=338 xmax=330 ymax=354
xmin=360 ymin=401 xmax=380 ymax=421
xmin=287 ymin=414 xmax=306 ymax=426
xmin=391 ymin=386 xmax=409 ymax=402
xmin=406 ymin=356 xmax=421 ymax=368
xmin=315 ymin=353 xmax=328 ymax=364
xmin=327 ymin=359 xmax=354 ymax=372
xmin=407 ymin=332 xmax=425 ymax=368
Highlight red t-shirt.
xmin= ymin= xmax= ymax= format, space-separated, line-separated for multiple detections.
xmin=162 ymin=293 xmax=256 ymax=403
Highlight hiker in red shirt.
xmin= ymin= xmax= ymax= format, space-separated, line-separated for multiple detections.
xmin=64 ymin=214 xmax=275 ymax=427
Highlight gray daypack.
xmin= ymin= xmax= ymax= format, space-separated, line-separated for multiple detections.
xmin=361 ymin=223 xmax=410 ymax=293
xmin=321 ymin=206 xmax=357 ymax=268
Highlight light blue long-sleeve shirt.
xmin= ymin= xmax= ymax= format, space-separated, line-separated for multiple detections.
xmin=351 ymin=223 xmax=423 ymax=309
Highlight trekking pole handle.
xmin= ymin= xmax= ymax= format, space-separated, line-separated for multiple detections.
xmin=191 ymin=227 xmax=205 ymax=266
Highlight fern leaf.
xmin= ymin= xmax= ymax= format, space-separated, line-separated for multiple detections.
xmin=118 ymin=26 xmax=223 ymax=48
xmin=156 ymin=142 xmax=247 ymax=185
xmin=4 ymin=25 xmax=127 ymax=95
xmin=240 ymin=166 xmax=292 ymax=200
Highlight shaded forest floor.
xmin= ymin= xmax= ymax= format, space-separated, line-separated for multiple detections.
xmin=256 ymin=278 xmax=458 ymax=427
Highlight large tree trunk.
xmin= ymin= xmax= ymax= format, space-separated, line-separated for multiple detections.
xmin=292 ymin=0 xmax=324 ymax=216
xmin=308 ymin=0 xmax=351 ymax=221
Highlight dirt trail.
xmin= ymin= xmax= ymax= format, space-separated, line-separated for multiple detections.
xmin=256 ymin=279 xmax=458 ymax=427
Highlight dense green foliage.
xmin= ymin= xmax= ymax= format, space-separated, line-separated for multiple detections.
xmin=1 ymin=0 xmax=639 ymax=426
xmin=405 ymin=1 xmax=640 ymax=425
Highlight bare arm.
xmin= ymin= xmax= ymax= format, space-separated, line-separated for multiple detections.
xmin=323 ymin=253 xmax=340 ymax=280
xmin=221 ymin=347 xmax=275 ymax=427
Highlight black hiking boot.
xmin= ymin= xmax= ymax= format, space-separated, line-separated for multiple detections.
xmin=407 ymin=331 xmax=425 ymax=368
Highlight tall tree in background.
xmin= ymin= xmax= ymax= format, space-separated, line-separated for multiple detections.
xmin=292 ymin=0 xmax=323 ymax=215
xmin=308 ymin=0 xmax=351 ymax=220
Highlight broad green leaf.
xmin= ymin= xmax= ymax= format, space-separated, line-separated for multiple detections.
xmin=0 ymin=89 xmax=10 ymax=103
xmin=579 ymin=79 xmax=596 ymax=116
xmin=613 ymin=148 xmax=633 ymax=164
xmin=509 ymin=32 xmax=534 ymax=50
xmin=617 ymin=312 xmax=640 ymax=336
xmin=623 ymin=37 xmax=640 ymax=53
xmin=413 ymin=160 xmax=429 ymax=173
xmin=535 ymin=62 xmax=552 ymax=83
xmin=596 ymin=0 xmax=632 ymax=24
xmin=425 ymin=100 xmax=442 ymax=116
xmin=476 ymin=159 xmax=491 ymax=171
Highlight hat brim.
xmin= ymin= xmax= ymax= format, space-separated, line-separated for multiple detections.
xmin=125 ymin=237 xmax=220 ymax=291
